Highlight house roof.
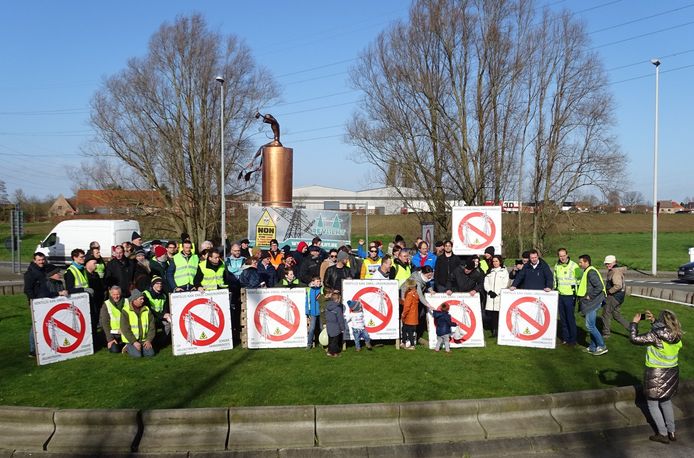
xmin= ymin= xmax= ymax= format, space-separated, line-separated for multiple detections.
xmin=76 ymin=189 xmax=164 ymax=208
xmin=658 ymin=200 xmax=684 ymax=209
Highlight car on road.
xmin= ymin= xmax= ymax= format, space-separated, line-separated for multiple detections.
xmin=677 ymin=261 xmax=694 ymax=283
xmin=142 ymin=239 xmax=170 ymax=255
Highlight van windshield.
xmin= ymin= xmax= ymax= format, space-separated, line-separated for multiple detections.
xmin=41 ymin=233 xmax=57 ymax=248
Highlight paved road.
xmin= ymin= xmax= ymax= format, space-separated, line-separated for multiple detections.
xmin=627 ymin=279 xmax=694 ymax=293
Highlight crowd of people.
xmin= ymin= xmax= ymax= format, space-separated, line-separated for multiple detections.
xmin=22 ymin=228 xmax=684 ymax=443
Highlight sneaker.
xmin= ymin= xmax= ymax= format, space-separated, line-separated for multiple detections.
xmin=668 ymin=432 xmax=676 ymax=442
xmin=592 ymin=347 xmax=608 ymax=356
xmin=355 ymin=348 xmax=361 ymax=352
xmin=405 ymin=340 xmax=411 ymax=348
xmin=28 ymin=352 xmax=36 ymax=358
xmin=649 ymin=434 xmax=669 ymax=444
xmin=582 ymin=347 xmax=596 ymax=354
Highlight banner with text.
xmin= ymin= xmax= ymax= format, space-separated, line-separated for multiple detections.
xmin=170 ymin=290 xmax=233 ymax=356
xmin=342 ymin=279 xmax=399 ymax=340
xmin=497 ymin=289 xmax=558 ymax=349
xmin=451 ymin=206 xmax=502 ymax=255
xmin=248 ymin=206 xmax=351 ymax=250
xmin=246 ymin=288 xmax=308 ymax=349
xmin=425 ymin=293 xmax=485 ymax=348
xmin=32 ymin=293 xmax=93 ymax=366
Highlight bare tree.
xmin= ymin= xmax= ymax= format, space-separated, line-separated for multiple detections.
xmin=85 ymin=14 xmax=278 ymax=243
xmin=348 ymin=0 xmax=625 ymax=250
xmin=622 ymin=190 xmax=645 ymax=212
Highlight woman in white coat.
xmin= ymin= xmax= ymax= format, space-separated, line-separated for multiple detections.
xmin=484 ymin=255 xmax=509 ymax=337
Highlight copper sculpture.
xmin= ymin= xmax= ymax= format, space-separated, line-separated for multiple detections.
xmin=238 ymin=112 xmax=293 ymax=208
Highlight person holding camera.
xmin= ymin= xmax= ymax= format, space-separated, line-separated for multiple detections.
xmin=630 ymin=309 xmax=683 ymax=444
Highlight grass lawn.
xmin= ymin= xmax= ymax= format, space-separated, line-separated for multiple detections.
xmin=1 ymin=294 xmax=691 ymax=410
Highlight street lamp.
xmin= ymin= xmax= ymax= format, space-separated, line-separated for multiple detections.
xmin=216 ymin=75 xmax=226 ymax=255
xmin=651 ymin=59 xmax=660 ymax=276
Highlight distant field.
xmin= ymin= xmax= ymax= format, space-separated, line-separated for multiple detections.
xmin=2 ymin=214 xmax=692 ymax=271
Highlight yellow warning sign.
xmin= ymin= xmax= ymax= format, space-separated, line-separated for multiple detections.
xmin=200 ymin=332 xmax=208 ymax=339
xmin=255 ymin=209 xmax=276 ymax=248
xmin=63 ymin=338 xmax=70 ymax=346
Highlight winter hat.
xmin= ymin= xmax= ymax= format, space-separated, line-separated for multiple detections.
xmin=46 ymin=265 xmax=62 ymax=277
xmin=297 ymin=241 xmax=308 ymax=252
xmin=151 ymin=276 xmax=163 ymax=286
xmin=464 ymin=259 xmax=476 ymax=270
xmin=129 ymin=289 xmax=144 ymax=302
xmin=337 ymin=251 xmax=349 ymax=263
xmin=484 ymin=246 xmax=495 ymax=256
xmin=131 ymin=231 xmax=142 ymax=241
xmin=153 ymin=245 xmax=167 ymax=259
xmin=84 ymin=253 xmax=97 ymax=265
xmin=394 ymin=234 xmax=404 ymax=243
xmin=347 ymin=300 xmax=362 ymax=312
xmin=308 ymin=245 xmax=321 ymax=253
xmin=282 ymin=245 xmax=291 ymax=255
xmin=604 ymin=255 xmax=617 ymax=264
xmin=240 ymin=238 xmax=250 ymax=244
xmin=134 ymin=249 xmax=146 ymax=258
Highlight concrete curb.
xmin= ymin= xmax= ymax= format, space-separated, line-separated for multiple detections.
xmin=626 ymin=285 xmax=694 ymax=305
xmin=1 ymin=380 xmax=692 ymax=454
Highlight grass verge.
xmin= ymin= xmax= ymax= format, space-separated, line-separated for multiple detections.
xmin=1 ymin=294 xmax=691 ymax=409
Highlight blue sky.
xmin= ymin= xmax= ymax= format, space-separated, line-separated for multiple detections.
xmin=1 ymin=0 xmax=692 ymax=203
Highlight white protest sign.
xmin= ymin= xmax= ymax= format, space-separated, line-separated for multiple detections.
xmin=497 ymin=289 xmax=558 ymax=349
xmin=32 ymin=293 xmax=93 ymax=365
xmin=451 ymin=206 xmax=502 ymax=255
xmin=170 ymin=289 xmax=233 ymax=356
xmin=342 ymin=279 xmax=399 ymax=340
xmin=425 ymin=293 xmax=485 ymax=348
xmin=245 ymin=288 xmax=307 ymax=349
xmin=421 ymin=223 xmax=434 ymax=249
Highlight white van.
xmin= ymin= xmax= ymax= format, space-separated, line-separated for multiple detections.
xmin=36 ymin=219 xmax=141 ymax=264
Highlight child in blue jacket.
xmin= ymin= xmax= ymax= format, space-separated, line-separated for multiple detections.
xmin=432 ymin=302 xmax=457 ymax=353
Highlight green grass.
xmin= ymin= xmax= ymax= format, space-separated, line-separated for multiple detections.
xmin=548 ymin=232 xmax=693 ymax=272
xmin=1 ymin=294 xmax=692 ymax=409
xmin=0 ymin=221 xmax=53 ymax=262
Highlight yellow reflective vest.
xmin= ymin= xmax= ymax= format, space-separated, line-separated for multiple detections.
xmin=120 ymin=303 xmax=151 ymax=344
xmin=577 ymin=265 xmax=605 ymax=297
xmin=199 ymin=261 xmax=227 ymax=290
xmin=646 ymin=340 xmax=682 ymax=369
xmin=67 ymin=264 xmax=88 ymax=289
xmin=143 ymin=290 xmax=166 ymax=314
xmin=105 ymin=298 xmax=129 ymax=334
xmin=361 ymin=257 xmax=382 ymax=279
xmin=554 ymin=260 xmax=581 ymax=296
xmin=173 ymin=253 xmax=199 ymax=287
xmin=394 ymin=262 xmax=412 ymax=287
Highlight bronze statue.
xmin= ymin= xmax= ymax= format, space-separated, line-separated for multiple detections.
xmin=238 ymin=112 xmax=283 ymax=181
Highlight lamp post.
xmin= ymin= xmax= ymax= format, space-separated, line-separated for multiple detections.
xmin=215 ymin=76 xmax=226 ymax=255
xmin=651 ymin=59 xmax=660 ymax=276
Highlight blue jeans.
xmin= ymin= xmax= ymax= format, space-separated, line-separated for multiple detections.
xmin=351 ymin=328 xmax=371 ymax=350
xmin=585 ymin=309 xmax=605 ymax=351
xmin=307 ymin=315 xmax=320 ymax=348
xmin=125 ymin=343 xmax=155 ymax=358
xmin=29 ymin=328 xmax=36 ymax=354
xmin=558 ymin=295 xmax=577 ymax=344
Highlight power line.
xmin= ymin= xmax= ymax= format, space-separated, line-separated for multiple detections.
xmin=593 ymin=20 xmax=694 ymax=49
xmin=610 ymin=62 xmax=694 ymax=85
xmin=606 ymin=48 xmax=694 ymax=72
xmin=589 ymin=3 xmax=694 ymax=34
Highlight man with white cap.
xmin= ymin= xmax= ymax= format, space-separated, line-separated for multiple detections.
xmin=602 ymin=254 xmax=629 ymax=338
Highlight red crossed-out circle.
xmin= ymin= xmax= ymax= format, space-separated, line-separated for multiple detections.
xmin=457 ymin=211 xmax=496 ymax=250
xmin=505 ymin=296 xmax=550 ymax=341
xmin=253 ymin=295 xmax=301 ymax=341
xmin=437 ymin=300 xmax=476 ymax=343
xmin=42 ymin=302 xmax=86 ymax=353
xmin=179 ymin=298 xmax=226 ymax=346
xmin=351 ymin=286 xmax=393 ymax=333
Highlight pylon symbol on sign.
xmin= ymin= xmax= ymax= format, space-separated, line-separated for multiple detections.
xmin=534 ymin=298 xmax=545 ymax=326
xmin=185 ymin=312 xmax=196 ymax=344
xmin=460 ymin=303 xmax=471 ymax=327
xmin=377 ymin=289 xmax=386 ymax=315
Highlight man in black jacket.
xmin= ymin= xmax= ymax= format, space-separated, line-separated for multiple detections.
xmin=24 ymin=252 xmax=47 ymax=300
xmin=434 ymin=240 xmax=462 ymax=292
xmin=299 ymin=246 xmax=322 ymax=285
xmin=446 ymin=259 xmax=483 ymax=295
xmin=104 ymin=245 xmax=134 ymax=295
xmin=510 ymin=249 xmax=554 ymax=291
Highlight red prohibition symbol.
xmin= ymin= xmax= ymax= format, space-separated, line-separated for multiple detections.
xmin=438 ymin=300 xmax=476 ymax=343
xmin=43 ymin=302 xmax=86 ymax=353
xmin=179 ymin=298 xmax=226 ymax=346
xmin=351 ymin=286 xmax=394 ymax=333
xmin=505 ymin=296 xmax=550 ymax=341
xmin=253 ymin=295 xmax=301 ymax=342
xmin=458 ymin=211 xmax=496 ymax=250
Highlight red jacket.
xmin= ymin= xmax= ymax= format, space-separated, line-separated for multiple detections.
xmin=401 ymin=289 xmax=419 ymax=326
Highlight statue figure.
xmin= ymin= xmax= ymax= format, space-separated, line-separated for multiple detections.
xmin=237 ymin=112 xmax=282 ymax=182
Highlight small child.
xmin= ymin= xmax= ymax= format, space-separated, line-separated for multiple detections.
xmin=432 ymin=303 xmax=457 ymax=353
xmin=346 ymin=300 xmax=373 ymax=351
xmin=305 ymin=276 xmax=322 ymax=350
xmin=401 ymin=278 xmax=419 ymax=350
xmin=325 ymin=291 xmax=346 ymax=357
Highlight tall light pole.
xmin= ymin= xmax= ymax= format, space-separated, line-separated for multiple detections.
xmin=216 ymin=75 xmax=226 ymax=255
xmin=651 ymin=59 xmax=660 ymax=276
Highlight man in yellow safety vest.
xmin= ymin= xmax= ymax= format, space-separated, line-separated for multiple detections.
xmin=167 ymin=240 xmax=199 ymax=292
xmin=120 ymin=289 xmax=156 ymax=358
xmin=577 ymin=254 xmax=607 ymax=356
xmin=554 ymin=248 xmax=582 ymax=346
